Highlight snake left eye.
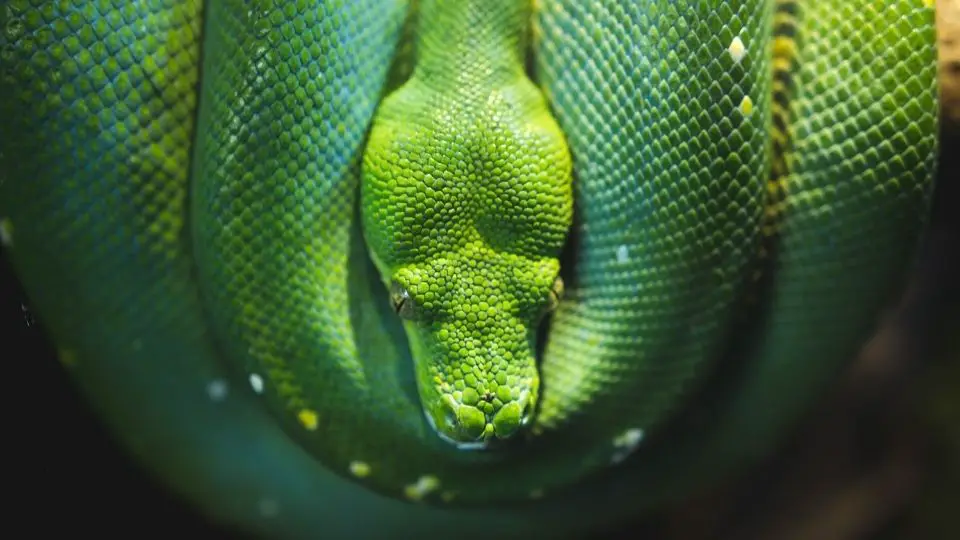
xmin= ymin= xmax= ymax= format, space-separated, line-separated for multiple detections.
xmin=545 ymin=276 xmax=564 ymax=313
xmin=390 ymin=280 xmax=418 ymax=320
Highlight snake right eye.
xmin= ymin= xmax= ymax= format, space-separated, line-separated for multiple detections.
xmin=390 ymin=280 xmax=418 ymax=320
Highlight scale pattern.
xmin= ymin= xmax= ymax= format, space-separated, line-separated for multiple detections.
xmin=190 ymin=0 xmax=416 ymax=481
xmin=533 ymin=0 xmax=770 ymax=450
xmin=0 ymin=0 xmax=939 ymax=538
xmin=540 ymin=0 xmax=940 ymax=514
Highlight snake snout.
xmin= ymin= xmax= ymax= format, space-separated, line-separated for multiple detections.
xmin=431 ymin=391 xmax=533 ymax=449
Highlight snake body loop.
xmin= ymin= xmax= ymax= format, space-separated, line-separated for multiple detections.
xmin=0 ymin=1 xmax=938 ymax=538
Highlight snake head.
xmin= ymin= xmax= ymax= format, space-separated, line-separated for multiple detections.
xmin=386 ymin=256 xmax=564 ymax=448
xmin=360 ymin=68 xmax=573 ymax=448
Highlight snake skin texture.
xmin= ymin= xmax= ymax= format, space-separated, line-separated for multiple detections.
xmin=0 ymin=0 xmax=938 ymax=538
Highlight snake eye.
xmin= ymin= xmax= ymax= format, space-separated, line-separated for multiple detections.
xmin=390 ymin=280 xmax=418 ymax=320
xmin=545 ymin=276 xmax=564 ymax=313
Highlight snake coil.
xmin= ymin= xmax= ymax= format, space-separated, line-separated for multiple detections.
xmin=0 ymin=0 xmax=938 ymax=538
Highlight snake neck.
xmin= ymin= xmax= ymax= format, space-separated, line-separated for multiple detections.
xmin=414 ymin=0 xmax=531 ymax=86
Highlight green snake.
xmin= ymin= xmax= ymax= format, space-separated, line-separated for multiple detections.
xmin=0 ymin=0 xmax=940 ymax=537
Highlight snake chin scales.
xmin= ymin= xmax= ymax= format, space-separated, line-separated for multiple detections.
xmin=0 ymin=0 xmax=939 ymax=537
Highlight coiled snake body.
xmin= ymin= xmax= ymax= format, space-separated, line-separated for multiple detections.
xmin=0 ymin=0 xmax=939 ymax=538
